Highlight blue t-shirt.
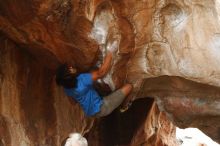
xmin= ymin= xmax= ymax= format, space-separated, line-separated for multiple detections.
xmin=64 ymin=73 xmax=103 ymax=116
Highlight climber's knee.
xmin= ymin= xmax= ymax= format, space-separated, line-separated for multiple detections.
xmin=120 ymin=84 xmax=133 ymax=96
xmin=96 ymin=89 xmax=126 ymax=117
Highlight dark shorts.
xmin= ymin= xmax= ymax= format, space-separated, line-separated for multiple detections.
xmin=95 ymin=89 xmax=126 ymax=117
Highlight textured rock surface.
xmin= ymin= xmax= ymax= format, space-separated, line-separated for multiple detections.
xmin=130 ymin=102 xmax=177 ymax=146
xmin=0 ymin=37 xmax=94 ymax=146
xmin=1 ymin=0 xmax=220 ymax=145
xmin=139 ymin=76 xmax=220 ymax=143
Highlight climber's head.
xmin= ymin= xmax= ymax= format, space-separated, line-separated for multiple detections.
xmin=56 ymin=63 xmax=78 ymax=89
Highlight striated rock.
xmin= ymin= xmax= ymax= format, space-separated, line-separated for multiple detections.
xmin=131 ymin=102 xmax=177 ymax=146
xmin=0 ymin=37 xmax=94 ymax=146
xmin=0 ymin=0 xmax=99 ymax=71
xmin=139 ymin=76 xmax=220 ymax=143
xmin=1 ymin=0 xmax=220 ymax=145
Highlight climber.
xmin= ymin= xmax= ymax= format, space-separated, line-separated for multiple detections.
xmin=55 ymin=41 xmax=133 ymax=117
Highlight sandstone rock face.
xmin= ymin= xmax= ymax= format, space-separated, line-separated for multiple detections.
xmin=139 ymin=76 xmax=220 ymax=143
xmin=1 ymin=0 xmax=220 ymax=145
xmin=0 ymin=38 xmax=94 ymax=146
xmin=130 ymin=103 xmax=177 ymax=146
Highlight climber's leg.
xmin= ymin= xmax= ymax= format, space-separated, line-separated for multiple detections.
xmin=120 ymin=80 xmax=144 ymax=112
xmin=120 ymin=84 xmax=133 ymax=96
xmin=96 ymin=84 xmax=132 ymax=117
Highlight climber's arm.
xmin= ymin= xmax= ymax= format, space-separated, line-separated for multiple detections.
xmin=91 ymin=52 xmax=113 ymax=81
xmin=91 ymin=40 xmax=118 ymax=81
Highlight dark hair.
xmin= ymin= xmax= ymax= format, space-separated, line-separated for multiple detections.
xmin=56 ymin=64 xmax=78 ymax=89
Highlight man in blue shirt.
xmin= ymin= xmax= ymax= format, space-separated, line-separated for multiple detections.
xmin=56 ymin=45 xmax=132 ymax=117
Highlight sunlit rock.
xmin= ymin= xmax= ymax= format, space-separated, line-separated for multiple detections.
xmin=1 ymin=0 xmax=220 ymax=145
